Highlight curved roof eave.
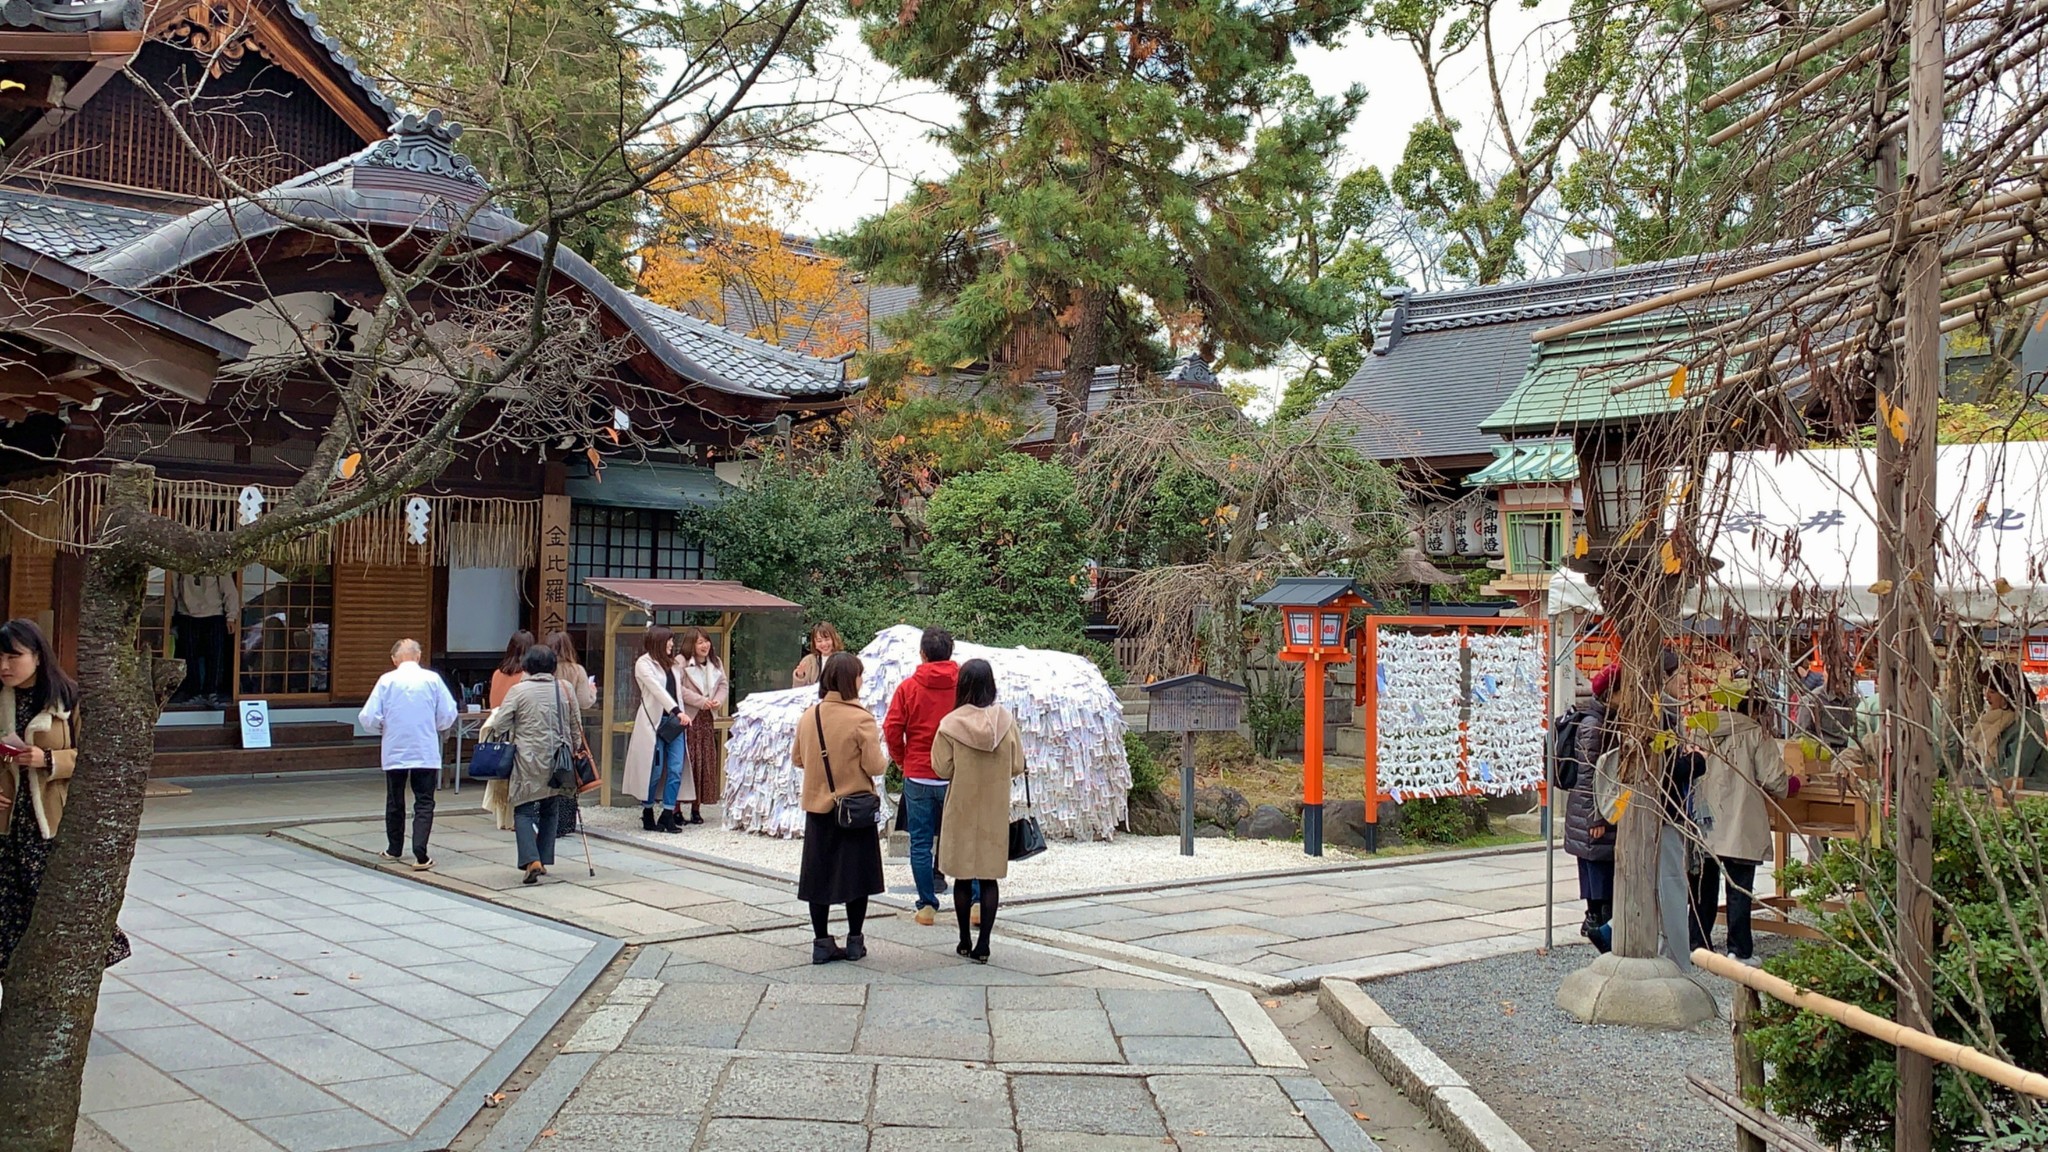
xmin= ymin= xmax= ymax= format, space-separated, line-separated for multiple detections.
xmin=81 ymin=184 xmax=787 ymax=402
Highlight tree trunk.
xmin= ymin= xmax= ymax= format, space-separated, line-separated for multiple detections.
xmin=1054 ymin=286 xmax=1109 ymax=458
xmin=1599 ymin=552 xmax=1672 ymax=960
xmin=0 ymin=465 xmax=166 ymax=1151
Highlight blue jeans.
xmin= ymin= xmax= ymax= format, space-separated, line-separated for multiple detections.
xmin=515 ymin=798 xmax=558 ymax=868
xmin=651 ymin=729 xmax=688 ymax=808
xmin=902 ymin=780 xmax=947 ymax=910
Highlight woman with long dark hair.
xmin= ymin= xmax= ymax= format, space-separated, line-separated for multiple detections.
xmin=481 ymin=629 xmax=537 ymax=831
xmin=0 ymin=618 xmax=129 ymax=974
xmin=792 ymin=652 xmax=886 ymax=964
xmin=543 ymin=632 xmax=596 ymax=835
xmin=931 ymin=659 xmax=1025 ymax=963
xmin=624 ymin=626 xmax=691 ymax=832
xmin=677 ymin=627 xmax=728 ymax=825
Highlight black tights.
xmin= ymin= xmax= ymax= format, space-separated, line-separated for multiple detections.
xmin=954 ymin=878 xmax=999 ymax=954
xmin=809 ymin=897 xmax=867 ymax=940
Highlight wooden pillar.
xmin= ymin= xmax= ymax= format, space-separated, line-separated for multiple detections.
xmin=598 ymin=598 xmax=626 ymax=808
xmin=1302 ymin=657 xmax=1326 ymax=857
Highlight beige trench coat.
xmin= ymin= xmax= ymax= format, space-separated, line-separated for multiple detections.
xmin=623 ymin=652 xmax=695 ymax=805
xmin=932 ymin=704 xmax=1026 ymax=881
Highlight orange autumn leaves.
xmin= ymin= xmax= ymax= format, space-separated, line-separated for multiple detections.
xmin=637 ymin=158 xmax=868 ymax=359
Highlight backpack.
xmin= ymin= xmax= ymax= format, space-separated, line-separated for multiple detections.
xmin=1550 ymin=707 xmax=1591 ymax=791
xmin=1594 ymin=746 xmax=1633 ymax=823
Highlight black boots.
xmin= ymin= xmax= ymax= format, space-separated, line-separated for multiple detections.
xmin=656 ymin=809 xmax=683 ymax=834
xmin=812 ymin=936 xmax=848 ymax=965
xmin=844 ymin=934 xmax=867 ymax=961
xmin=641 ymin=807 xmax=657 ymax=831
xmin=1580 ymin=901 xmax=1613 ymax=953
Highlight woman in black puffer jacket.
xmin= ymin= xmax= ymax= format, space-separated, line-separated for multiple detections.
xmin=1565 ymin=667 xmax=1618 ymax=951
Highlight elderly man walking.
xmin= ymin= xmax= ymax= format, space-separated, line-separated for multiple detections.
xmin=359 ymin=639 xmax=458 ymax=870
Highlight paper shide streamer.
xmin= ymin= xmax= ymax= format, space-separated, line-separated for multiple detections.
xmin=722 ymin=626 xmax=1134 ymax=841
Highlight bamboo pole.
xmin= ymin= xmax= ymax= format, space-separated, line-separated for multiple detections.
xmin=1693 ymin=950 xmax=2048 ymax=1099
xmin=1529 ymin=182 xmax=2048 ymax=345
xmin=1702 ymin=3 xmax=1890 ymax=112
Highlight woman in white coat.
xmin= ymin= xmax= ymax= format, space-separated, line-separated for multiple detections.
xmin=623 ymin=626 xmax=692 ymax=833
xmin=1690 ymin=676 xmax=1790 ymax=964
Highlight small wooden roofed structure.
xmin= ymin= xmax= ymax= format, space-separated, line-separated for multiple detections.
xmin=583 ymin=577 xmax=802 ymax=805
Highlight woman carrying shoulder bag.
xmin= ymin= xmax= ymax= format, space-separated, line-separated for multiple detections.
xmin=0 ymin=618 xmax=130 ymax=975
xmin=623 ymin=627 xmax=692 ymax=834
xmin=791 ymin=651 xmax=886 ymax=965
xmin=479 ymin=645 xmax=580 ymax=885
xmin=931 ymin=658 xmax=1025 ymax=963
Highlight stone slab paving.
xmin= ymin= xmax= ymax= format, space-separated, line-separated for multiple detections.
xmin=1005 ymin=847 xmax=1600 ymax=985
xmin=489 ymin=906 xmax=1379 ymax=1152
xmin=77 ymin=835 xmax=617 ymax=1152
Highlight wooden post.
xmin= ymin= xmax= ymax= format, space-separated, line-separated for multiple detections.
xmin=1180 ymin=730 xmax=1195 ymax=857
xmin=1733 ymin=984 xmax=1767 ymax=1152
xmin=1892 ymin=0 xmax=1945 ymax=1138
xmin=1363 ymin=621 xmax=1380 ymax=852
xmin=536 ymin=494 xmax=570 ymax=637
xmin=598 ymin=598 xmax=625 ymax=808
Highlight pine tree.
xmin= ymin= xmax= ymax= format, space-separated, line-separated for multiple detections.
xmin=835 ymin=0 xmax=1364 ymax=451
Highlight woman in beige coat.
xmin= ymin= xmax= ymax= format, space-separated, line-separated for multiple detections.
xmin=791 ymin=652 xmax=887 ymax=965
xmin=0 ymin=618 xmax=129 ymax=972
xmin=622 ymin=626 xmax=693 ymax=834
xmin=479 ymin=645 xmax=580 ymax=885
xmin=932 ymin=659 xmax=1025 ymax=963
xmin=1690 ymin=678 xmax=1789 ymax=964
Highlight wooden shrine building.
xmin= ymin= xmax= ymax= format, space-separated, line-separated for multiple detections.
xmin=0 ymin=0 xmax=863 ymax=773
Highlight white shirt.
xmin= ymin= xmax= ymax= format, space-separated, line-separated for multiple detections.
xmin=358 ymin=660 xmax=458 ymax=771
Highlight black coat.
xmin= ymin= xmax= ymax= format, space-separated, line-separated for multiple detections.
xmin=1565 ymin=699 xmax=1614 ymax=861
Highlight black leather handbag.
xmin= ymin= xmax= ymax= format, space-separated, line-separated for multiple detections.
xmin=817 ymin=709 xmax=881 ymax=830
xmin=1008 ymin=758 xmax=1048 ymax=861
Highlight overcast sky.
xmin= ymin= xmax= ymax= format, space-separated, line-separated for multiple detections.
xmin=719 ymin=5 xmax=1570 ymax=411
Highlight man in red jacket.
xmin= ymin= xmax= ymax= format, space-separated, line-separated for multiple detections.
xmin=886 ymin=628 xmax=958 ymax=924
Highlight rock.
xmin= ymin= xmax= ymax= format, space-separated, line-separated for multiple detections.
xmin=1123 ymin=789 xmax=1181 ymax=837
xmin=1193 ymin=823 xmax=1229 ymax=838
xmin=1556 ymin=952 xmax=1719 ymax=1029
xmin=1235 ymin=804 xmax=1298 ymax=840
xmin=1192 ymin=785 xmax=1251 ymax=832
xmin=1324 ymin=797 xmax=1405 ymax=849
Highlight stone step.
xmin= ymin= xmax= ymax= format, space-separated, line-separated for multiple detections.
xmin=1332 ymin=725 xmax=1366 ymax=759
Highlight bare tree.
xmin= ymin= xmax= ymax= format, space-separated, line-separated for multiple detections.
xmin=0 ymin=1 xmax=854 ymax=1143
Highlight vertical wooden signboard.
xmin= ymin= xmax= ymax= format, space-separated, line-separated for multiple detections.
xmin=537 ymin=495 xmax=571 ymax=637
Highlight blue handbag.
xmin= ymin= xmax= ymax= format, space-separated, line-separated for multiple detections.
xmin=468 ymin=739 xmax=517 ymax=780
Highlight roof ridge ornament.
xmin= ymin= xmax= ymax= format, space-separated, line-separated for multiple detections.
xmin=354 ymin=109 xmax=488 ymax=191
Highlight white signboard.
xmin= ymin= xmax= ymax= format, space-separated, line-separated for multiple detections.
xmin=238 ymin=700 xmax=272 ymax=749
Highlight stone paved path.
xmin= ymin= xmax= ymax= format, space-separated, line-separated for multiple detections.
xmin=481 ymin=914 xmax=1379 ymax=1152
xmin=1006 ymin=847 xmax=1584 ymax=986
xmin=76 ymin=835 xmax=616 ymax=1152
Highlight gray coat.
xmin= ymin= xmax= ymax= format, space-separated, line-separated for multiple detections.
xmin=481 ymin=674 xmax=578 ymax=810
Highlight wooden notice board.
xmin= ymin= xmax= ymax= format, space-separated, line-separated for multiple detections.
xmin=536 ymin=494 xmax=571 ymax=637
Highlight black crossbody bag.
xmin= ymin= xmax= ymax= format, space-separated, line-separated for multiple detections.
xmin=816 ymin=708 xmax=881 ymax=830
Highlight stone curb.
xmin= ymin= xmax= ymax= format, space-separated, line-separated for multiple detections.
xmin=1000 ymin=920 xmax=1307 ymax=994
xmin=1316 ymin=979 xmax=1536 ymax=1152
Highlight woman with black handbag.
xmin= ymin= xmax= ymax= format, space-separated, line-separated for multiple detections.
xmin=791 ymin=651 xmax=886 ymax=965
xmin=930 ymin=659 xmax=1029 ymax=963
xmin=623 ymin=627 xmax=692 ymax=834
xmin=479 ymin=645 xmax=580 ymax=885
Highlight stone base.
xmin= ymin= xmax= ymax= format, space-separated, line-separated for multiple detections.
xmin=886 ymin=829 xmax=910 ymax=859
xmin=1502 ymin=810 xmax=1554 ymax=839
xmin=1556 ymin=952 xmax=1718 ymax=1029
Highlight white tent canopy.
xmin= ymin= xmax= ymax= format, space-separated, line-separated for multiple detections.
xmin=1698 ymin=442 xmax=2048 ymax=624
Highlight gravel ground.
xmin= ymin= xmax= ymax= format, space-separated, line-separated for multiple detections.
xmin=580 ymin=804 xmax=1359 ymax=899
xmin=1366 ymin=938 xmax=1810 ymax=1152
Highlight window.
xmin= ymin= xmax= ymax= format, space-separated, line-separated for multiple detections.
xmin=238 ymin=565 xmax=333 ymax=697
xmin=567 ymin=505 xmax=714 ymax=629
xmin=1506 ymin=510 xmax=1565 ymax=574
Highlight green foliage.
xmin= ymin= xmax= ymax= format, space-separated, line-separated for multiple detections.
xmin=1748 ymin=788 xmax=2048 ymax=1149
xmin=834 ymin=0 xmax=1366 ymax=433
xmin=921 ymin=455 xmax=1092 ymax=643
xmin=1246 ymin=672 xmax=1305 ymax=759
xmin=1124 ymin=731 xmax=1166 ymax=797
xmin=680 ymin=450 xmax=914 ymax=647
xmin=1399 ymin=795 xmax=1480 ymax=844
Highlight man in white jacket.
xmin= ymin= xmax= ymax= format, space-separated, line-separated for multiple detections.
xmin=359 ymin=639 xmax=458 ymax=870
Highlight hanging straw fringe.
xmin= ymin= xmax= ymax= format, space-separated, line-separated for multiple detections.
xmin=0 ymin=475 xmax=541 ymax=569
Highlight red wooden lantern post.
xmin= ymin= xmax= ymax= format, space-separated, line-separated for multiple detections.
xmin=1252 ymin=578 xmax=1367 ymax=856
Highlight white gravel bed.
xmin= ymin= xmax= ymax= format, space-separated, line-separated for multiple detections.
xmin=579 ymin=805 xmax=1358 ymax=899
xmin=1366 ymin=941 xmax=1812 ymax=1152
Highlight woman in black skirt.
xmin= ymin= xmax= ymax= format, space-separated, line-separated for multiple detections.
xmin=791 ymin=651 xmax=887 ymax=965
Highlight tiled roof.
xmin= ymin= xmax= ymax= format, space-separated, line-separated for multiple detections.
xmin=1479 ymin=312 xmax=1717 ymax=437
xmin=0 ymin=189 xmax=173 ymax=259
xmin=628 ymin=296 xmax=853 ymax=398
xmin=1321 ymin=250 xmax=1780 ymax=466
xmin=281 ymin=0 xmax=401 ymax=129
xmin=1464 ymin=440 xmax=1578 ymax=487
xmin=2 ymin=0 xmax=141 ymax=32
